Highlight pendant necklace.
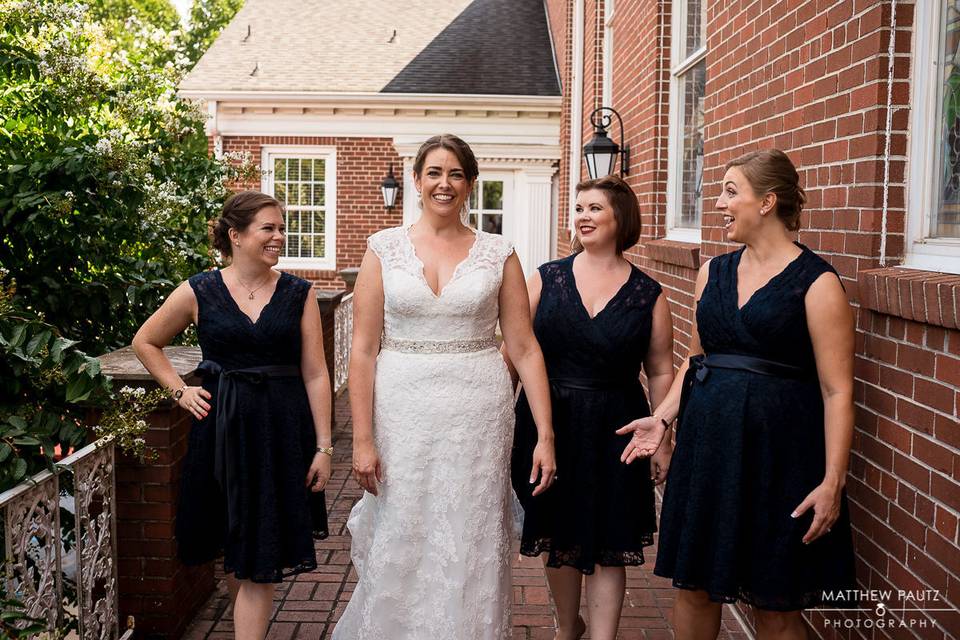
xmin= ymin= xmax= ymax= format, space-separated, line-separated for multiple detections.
xmin=235 ymin=274 xmax=271 ymax=299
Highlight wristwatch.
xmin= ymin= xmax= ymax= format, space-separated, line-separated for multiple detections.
xmin=172 ymin=385 xmax=187 ymax=401
xmin=316 ymin=445 xmax=334 ymax=457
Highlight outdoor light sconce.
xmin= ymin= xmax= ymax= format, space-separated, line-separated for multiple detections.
xmin=380 ymin=163 xmax=399 ymax=209
xmin=583 ymin=106 xmax=630 ymax=180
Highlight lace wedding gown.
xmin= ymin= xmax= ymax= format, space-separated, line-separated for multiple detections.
xmin=332 ymin=225 xmax=517 ymax=640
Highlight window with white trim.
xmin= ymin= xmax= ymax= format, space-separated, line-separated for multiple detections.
xmin=469 ymin=178 xmax=505 ymax=234
xmin=666 ymin=0 xmax=706 ymax=241
xmin=602 ymin=0 xmax=615 ymax=108
xmin=907 ymin=0 xmax=960 ymax=273
xmin=261 ymin=146 xmax=337 ymax=270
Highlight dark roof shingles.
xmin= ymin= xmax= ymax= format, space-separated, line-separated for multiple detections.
xmin=382 ymin=0 xmax=560 ymax=96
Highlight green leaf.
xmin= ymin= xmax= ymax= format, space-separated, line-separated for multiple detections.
xmin=11 ymin=436 xmax=39 ymax=446
xmin=0 ymin=443 xmax=11 ymax=462
xmin=12 ymin=458 xmax=27 ymax=482
xmin=25 ymin=329 xmax=50 ymax=355
xmin=50 ymin=336 xmax=78 ymax=362
xmin=81 ymin=357 xmax=101 ymax=378
xmin=65 ymin=375 xmax=94 ymax=402
xmin=7 ymin=416 xmax=27 ymax=430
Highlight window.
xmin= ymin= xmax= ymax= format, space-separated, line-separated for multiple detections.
xmin=469 ymin=179 xmax=505 ymax=234
xmin=261 ymin=146 xmax=337 ymax=270
xmin=666 ymin=0 xmax=706 ymax=242
xmin=602 ymin=0 xmax=615 ymax=108
xmin=908 ymin=0 xmax=960 ymax=273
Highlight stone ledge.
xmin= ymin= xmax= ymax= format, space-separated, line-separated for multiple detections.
xmin=642 ymin=238 xmax=701 ymax=269
xmin=857 ymin=267 xmax=960 ymax=328
xmin=98 ymin=345 xmax=202 ymax=382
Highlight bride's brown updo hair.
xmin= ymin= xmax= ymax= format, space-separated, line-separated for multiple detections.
xmin=212 ymin=190 xmax=283 ymax=257
xmin=413 ymin=134 xmax=479 ymax=182
xmin=725 ymin=149 xmax=806 ymax=231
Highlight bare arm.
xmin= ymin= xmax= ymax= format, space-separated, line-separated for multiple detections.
xmin=499 ymin=253 xmax=555 ymax=496
xmin=132 ymin=281 xmax=211 ymax=420
xmin=501 ymin=269 xmax=542 ymax=389
xmin=619 ymin=261 xmax=710 ymax=463
xmin=348 ymin=248 xmax=386 ymax=495
xmin=300 ymin=289 xmax=333 ymax=492
xmin=792 ymin=271 xmax=855 ymax=543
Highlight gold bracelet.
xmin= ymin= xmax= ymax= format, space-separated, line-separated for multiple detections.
xmin=316 ymin=446 xmax=334 ymax=456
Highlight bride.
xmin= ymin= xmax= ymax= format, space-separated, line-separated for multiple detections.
xmin=333 ymin=134 xmax=556 ymax=639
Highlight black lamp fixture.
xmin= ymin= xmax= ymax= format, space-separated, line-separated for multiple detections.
xmin=380 ymin=163 xmax=399 ymax=209
xmin=583 ymin=106 xmax=629 ymax=180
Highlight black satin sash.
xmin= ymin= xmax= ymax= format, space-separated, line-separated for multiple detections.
xmin=196 ymin=359 xmax=301 ymax=537
xmin=676 ymin=353 xmax=815 ymax=429
xmin=550 ymin=376 xmax=641 ymax=391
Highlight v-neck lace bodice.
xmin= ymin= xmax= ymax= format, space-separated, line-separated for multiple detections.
xmin=189 ymin=270 xmax=309 ymax=370
xmin=368 ymin=225 xmax=515 ymax=342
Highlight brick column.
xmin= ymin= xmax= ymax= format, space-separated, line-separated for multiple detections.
xmin=97 ymin=346 xmax=212 ymax=640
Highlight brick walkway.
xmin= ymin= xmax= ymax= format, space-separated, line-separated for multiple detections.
xmin=183 ymin=394 xmax=750 ymax=639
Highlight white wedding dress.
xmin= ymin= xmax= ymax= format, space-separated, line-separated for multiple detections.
xmin=333 ymin=225 xmax=517 ymax=640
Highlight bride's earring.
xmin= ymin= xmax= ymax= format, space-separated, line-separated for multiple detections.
xmin=460 ymin=201 xmax=470 ymax=226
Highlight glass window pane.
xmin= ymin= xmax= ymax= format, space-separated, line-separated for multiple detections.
xmin=685 ymin=0 xmax=704 ymax=58
xmin=314 ymin=159 xmax=325 ymax=179
xmin=313 ymin=183 xmax=325 ymax=206
xmin=482 ymin=213 xmax=503 ymax=235
xmin=937 ymin=1 xmax=960 ymax=238
xmin=483 ymin=181 xmax=503 ymax=210
xmin=470 ymin=183 xmax=479 ymax=210
xmin=313 ymin=211 xmax=325 ymax=237
xmin=274 ymin=158 xmax=286 ymax=180
xmin=468 ymin=212 xmax=479 ymax=228
xmin=289 ymin=159 xmax=301 ymax=181
xmin=274 ymin=183 xmax=286 ymax=203
xmin=288 ymin=210 xmax=300 ymax=233
xmin=287 ymin=234 xmax=300 ymax=258
xmin=679 ymin=59 xmax=706 ymax=229
xmin=301 ymin=159 xmax=313 ymax=182
xmin=312 ymin=235 xmax=325 ymax=259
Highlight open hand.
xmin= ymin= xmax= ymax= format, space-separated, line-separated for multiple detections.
xmin=792 ymin=481 xmax=841 ymax=544
xmin=616 ymin=415 xmax=667 ymax=464
xmin=178 ymin=386 xmax=212 ymax=421
xmin=529 ymin=439 xmax=556 ymax=497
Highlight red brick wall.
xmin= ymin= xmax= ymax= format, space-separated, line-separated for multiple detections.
xmin=221 ymin=135 xmax=404 ymax=290
xmin=565 ymin=0 xmax=960 ymax=636
xmin=546 ymin=0 xmax=573 ymax=258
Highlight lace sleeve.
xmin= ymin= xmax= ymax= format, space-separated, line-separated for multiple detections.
xmin=366 ymin=227 xmax=404 ymax=271
xmin=473 ymin=232 xmax=515 ymax=272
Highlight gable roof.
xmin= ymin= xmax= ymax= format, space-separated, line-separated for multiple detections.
xmin=383 ymin=0 xmax=559 ymax=96
xmin=180 ymin=0 xmax=560 ymax=97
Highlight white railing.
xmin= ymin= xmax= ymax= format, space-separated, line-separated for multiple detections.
xmin=1 ymin=438 xmax=120 ymax=639
xmin=333 ymin=292 xmax=353 ymax=395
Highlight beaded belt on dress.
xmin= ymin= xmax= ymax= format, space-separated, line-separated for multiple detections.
xmin=380 ymin=336 xmax=497 ymax=354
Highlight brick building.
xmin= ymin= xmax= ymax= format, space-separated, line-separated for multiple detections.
xmin=544 ymin=0 xmax=960 ymax=636
xmin=180 ymin=0 xmax=563 ymax=287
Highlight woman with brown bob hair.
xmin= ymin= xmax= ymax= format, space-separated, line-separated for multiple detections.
xmin=507 ymin=174 xmax=675 ymax=640
xmin=133 ymin=191 xmax=332 ymax=640
xmin=644 ymin=149 xmax=857 ymax=639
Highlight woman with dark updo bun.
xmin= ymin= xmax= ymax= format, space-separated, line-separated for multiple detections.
xmin=133 ymin=191 xmax=332 ymax=640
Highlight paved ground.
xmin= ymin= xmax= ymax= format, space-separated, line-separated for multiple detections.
xmin=183 ymin=394 xmax=750 ymax=639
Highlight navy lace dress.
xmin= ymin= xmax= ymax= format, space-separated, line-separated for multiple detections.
xmin=512 ymin=254 xmax=662 ymax=573
xmin=654 ymin=245 xmax=856 ymax=610
xmin=175 ymin=270 xmax=328 ymax=583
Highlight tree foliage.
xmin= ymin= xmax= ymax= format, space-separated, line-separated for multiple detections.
xmin=0 ymin=0 xmax=256 ymax=489
xmin=178 ymin=0 xmax=244 ymax=69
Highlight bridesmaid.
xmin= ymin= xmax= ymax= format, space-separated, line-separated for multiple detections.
xmin=641 ymin=150 xmax=857 ymax=639
xmin=507 ymin=175 xmax=675 ymax=640
xmin=133 ymin=191 xmax=331 ymax=640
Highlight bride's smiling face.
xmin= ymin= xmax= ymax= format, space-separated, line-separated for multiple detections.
xmin=414 ymin=148 xmax=473 ymax=219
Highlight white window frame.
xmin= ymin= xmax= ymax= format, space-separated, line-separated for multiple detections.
xmin=602 ymin=0 xmax=615 ymax=108
xmin=665 ymin=0 xmax=706 ymax=243
xmin=470 ymin=175 xmax=513 ymax=237
xmin=906 ymin=0 xmax=960 ymax=274
xmin=260 ymin=145 xmax=337 ymax=271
